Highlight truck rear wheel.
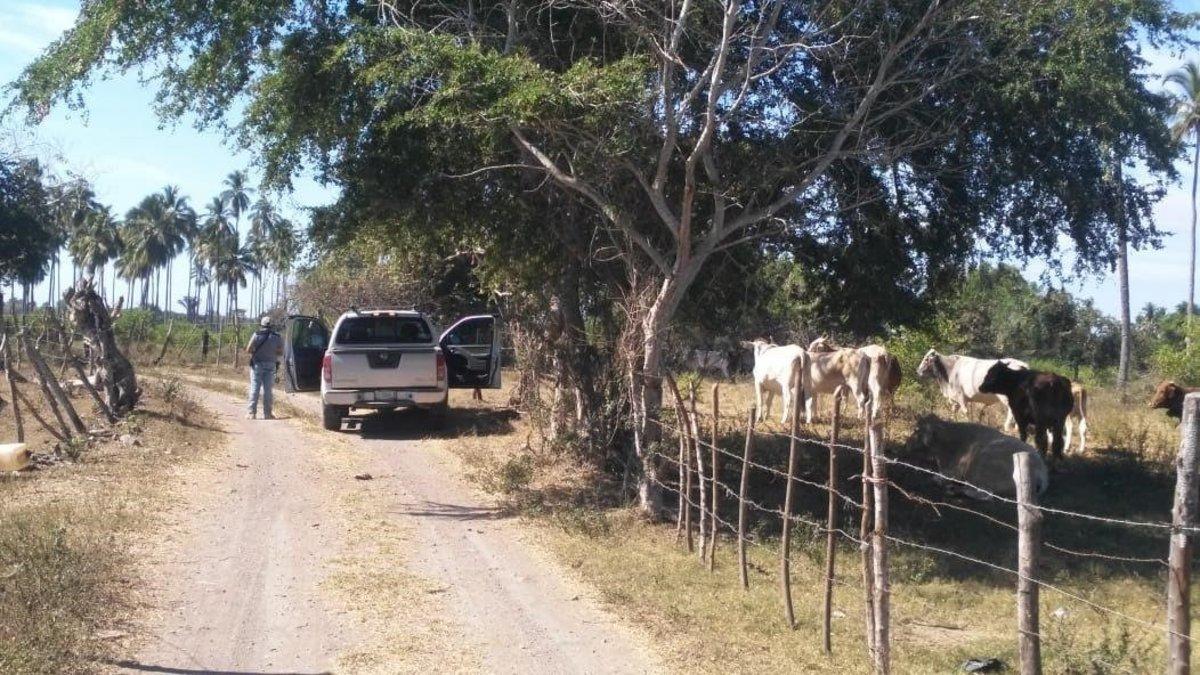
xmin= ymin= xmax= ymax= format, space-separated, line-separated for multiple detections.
xmin=322 ymin=403 xmax=349 ymax=431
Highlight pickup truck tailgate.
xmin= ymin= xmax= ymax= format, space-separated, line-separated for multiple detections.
xmin=329 ymin=346 xmax=438 ymax=389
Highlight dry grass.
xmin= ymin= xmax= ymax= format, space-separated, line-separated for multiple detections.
xmin=0 ymin=374 xmax=221 ymax=673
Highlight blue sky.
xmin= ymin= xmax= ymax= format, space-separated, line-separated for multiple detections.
xmin=0 ymin=0 xmax=1198 ymax=317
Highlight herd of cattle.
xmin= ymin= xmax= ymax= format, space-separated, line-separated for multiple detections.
xmin=684 ymin=339 xmax=1192 ymax=498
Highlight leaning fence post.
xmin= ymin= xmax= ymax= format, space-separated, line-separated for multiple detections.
xmin=738 ymin=408 xmax=757 ymax=590
xmin=1167 ymin=393 xmax=1200 ymax=675
xmin=708 ymin=384 xmax=720 ymax=572
xmin=2 ymin=333 xmax=23 ymax=442
xmin=823 ymin=394 xmax=842 ymax=654
xmin=868 ymin=408 xmax=890 ymax=675
xmin=780 ymin=369 xmax=803 ymax=628
xmin=1014 ymin=452 xmax=1043 ymax=675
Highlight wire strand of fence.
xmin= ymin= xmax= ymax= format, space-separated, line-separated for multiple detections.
xmin=744 ymin=424 xmax=1200 ymax=535
xmin=653 ymin=413 xmax=1173 ymax=566
xmin=883 ymin=533 xmax=1190 ymax=642
xmin=655 ymin=441 xmax=1182 ymax=642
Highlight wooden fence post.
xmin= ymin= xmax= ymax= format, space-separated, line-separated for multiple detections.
xmin=823 ymin=395 xmax=842 ymax=654
xmin=1167 ymin=392 xmax=1200 ymax=675
xmin=868 ymin=409 xmax=890 ymax=675
xmin=860 ymin=403 xmax=876 ymax=658
xmin=691 ymin=391 xmax=707 ymax=562
xmin=708 ymin=384 xmax=720 ymax=572
xmin=1014 ymin=451 xmax=1043 ymax=675
xmin=2 ymin=333 xmax=23 ymax=442
xmin=738 ymin=408 xmax=757 ymax=590
xmin=780 ymin=370 xmax=803 ymax=628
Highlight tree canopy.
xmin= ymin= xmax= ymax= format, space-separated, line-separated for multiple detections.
xmin=0 ymin=156 xmax=55 ymax=287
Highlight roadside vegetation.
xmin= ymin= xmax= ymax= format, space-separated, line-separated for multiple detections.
xmin=0 ymin=375 xmax=218 ymax=673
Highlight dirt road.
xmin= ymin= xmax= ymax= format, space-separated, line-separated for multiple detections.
xmin=118 ymin=383 xmax=661 ymax=674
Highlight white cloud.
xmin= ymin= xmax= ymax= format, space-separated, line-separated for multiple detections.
xmin=0 ymin=2 xmax=77 ymax=56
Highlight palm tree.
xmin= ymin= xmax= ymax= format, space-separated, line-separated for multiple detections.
xmin=1167 ymin=62 xmax=1200 ymax=341
xmin=159 ymin=185 xmax=195 ymax=316
xmin=247 ymin=198 xmax=279 ymax=314
xmin=68 ymin=204 xmax=121 ymax=298
xmin=199 ymin=196 xmax=234 ymax=322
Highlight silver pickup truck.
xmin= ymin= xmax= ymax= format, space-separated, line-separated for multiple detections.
xmin=281 ymin=310 xmax=500 ymax=430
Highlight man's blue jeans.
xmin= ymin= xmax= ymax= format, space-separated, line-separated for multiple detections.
xmin=247 ymin=363 xmax=276 ymax=418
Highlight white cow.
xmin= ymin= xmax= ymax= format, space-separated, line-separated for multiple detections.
xmin=916 ymin=349 xmax=1028 ymax=429
xmin=746 ymin=340 xmax=809 ymax=424
xmin=687 ymin=349 xmax=731 ymax=379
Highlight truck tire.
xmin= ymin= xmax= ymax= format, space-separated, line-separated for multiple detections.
xmin=322 ymin=403 xmax=349 ymax=431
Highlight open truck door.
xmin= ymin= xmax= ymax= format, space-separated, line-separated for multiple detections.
xmin=439 ymin=315 xmax=501 ymax=389
xmin=284 ymin=315 xmax=330 ymax=392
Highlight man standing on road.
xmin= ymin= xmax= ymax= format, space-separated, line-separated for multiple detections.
xmin=246 ymin=316 xmax=284 ymax=420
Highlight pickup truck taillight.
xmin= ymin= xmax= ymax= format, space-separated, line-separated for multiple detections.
xmin=322 ymin=353 xmax=332 ymax=384
xmin=436 ymin=350 xmax=447 ymax=382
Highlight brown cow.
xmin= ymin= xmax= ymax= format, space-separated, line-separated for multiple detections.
xmin=1148 ymin=381 xmax=1200 ymax=419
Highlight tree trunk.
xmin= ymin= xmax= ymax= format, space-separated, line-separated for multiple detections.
xmin=1114 ymin=157 xmax=1132 ymax=395
xmin=1189 ymin=137 xmax=1198 ymax=346
xmin=64 ymin=279 xmax=139 ymax=415
xmin=634 ymin=265 xmax=701 ymax=518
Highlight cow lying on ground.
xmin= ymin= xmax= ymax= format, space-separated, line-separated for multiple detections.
xmin=805 ymin=338 xmax=900 ymax=423
xmin=746 ymin=340 xmax=809 ymax=424
xmin=979 ymin=362 xmax=1074 ymax=463
xmin=903 ymin=415 xmax=1048 ymax=499
xmin=1148 ymin=381 xmax=1200 ymax=419
xmin=687 ymin=349 xmax=731 ymax=379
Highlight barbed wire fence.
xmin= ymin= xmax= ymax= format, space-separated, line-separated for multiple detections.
xmin=649 ymin=374 xmax=1200 ymax=674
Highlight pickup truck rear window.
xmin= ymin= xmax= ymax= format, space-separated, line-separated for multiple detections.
xmin=335 ymin=316 xmax=432 ymax=345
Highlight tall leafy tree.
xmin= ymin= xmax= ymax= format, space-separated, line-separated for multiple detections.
xmin=11 ymin=0 xmax=1190 ymax=514
xmin=1168 ymin=62 xmax=1200 ymax=340
xmin=0 ymin=155 xmax=54 ymax=310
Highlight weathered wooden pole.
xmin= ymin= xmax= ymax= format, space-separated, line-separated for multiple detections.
xmin=860 ymin=398 xmax=876 ymax=658
xmin=690 ymin=391 xmax=707 ymax=562
xmin=1 ymin=334 xmax=23 ymax=442
xmin=708 ymin=383 xmax=720 ymax=572
xmin=868 ymin=407 xmax=890 ymax=675
xmin=738 ymin=408 xmax=757 ymax=590
xmin=823 ymin=394 xmax=842 ymax=654
xmin=24 ymin=333 xmax=86 ymax=436
xmin=1167 ymin=392 xmax=1200 ymax=675
xmin=21 ymin=333 xmax=73 ymax=438
xmin=1014 ymin=451 xmax=1043 ymax=675
xmin=780 ymin=369 xmax=803 ymax=628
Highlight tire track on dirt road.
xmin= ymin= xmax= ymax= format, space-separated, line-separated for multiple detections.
xmin=278 ymin=387 xmax=664 ymax=674
xmin=114 ymin=390 xmax=352 ymax=674
xmin=134 ymin=377 xmax=662 ymax=674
